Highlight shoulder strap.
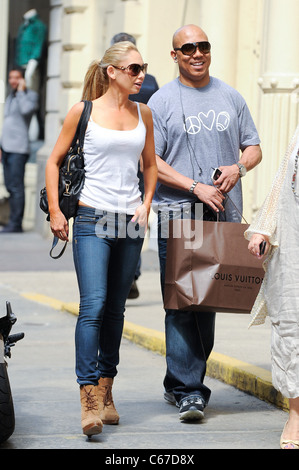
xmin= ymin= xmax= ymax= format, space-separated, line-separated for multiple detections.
xmin=49 ymin=101 xmax=93 ymax=259
xmin=70 ymin=100 xmax=93 ymax=149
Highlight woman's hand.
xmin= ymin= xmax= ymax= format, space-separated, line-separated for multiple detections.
xmin=131 ymin=203 xmax=150 ymax=233
xmin=50 ymin=210 xmax=69 ymax=241
xmin=248 ymin=233 xmax=269 ymax=259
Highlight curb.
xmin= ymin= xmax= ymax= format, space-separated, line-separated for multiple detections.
xmin=22 ymin=292 xmax=289 ymax=412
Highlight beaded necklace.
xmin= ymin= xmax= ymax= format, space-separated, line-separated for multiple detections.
xmin=291 ymin=147 xmax=299 ymax=197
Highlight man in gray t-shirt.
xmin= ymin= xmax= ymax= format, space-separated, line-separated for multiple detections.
xmin=149 ymin=76 xmax=260 ymax=221
xmin=0 ymin=68 xmax=38 ymax=233
xmin=148 ymin=24 xmax=262 ymax=422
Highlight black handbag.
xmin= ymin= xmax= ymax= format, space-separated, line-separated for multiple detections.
xmin=40 ymin=100 xmax=92 ymax=258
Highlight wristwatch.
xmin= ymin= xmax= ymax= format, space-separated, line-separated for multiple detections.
xmin=236 ymin=162 xmax=247 ymax=177
xmin=189 ymin=180 xmax=198 ymax=193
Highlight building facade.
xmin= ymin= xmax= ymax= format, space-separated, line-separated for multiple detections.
xmin=0 ymin=0 xmax=298 ymax=233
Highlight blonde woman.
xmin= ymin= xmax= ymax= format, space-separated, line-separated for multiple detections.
xmin=246 ymin=125 xmax=299 ymax=449
xmin=45 ymin=42 xmax=157 ymax=438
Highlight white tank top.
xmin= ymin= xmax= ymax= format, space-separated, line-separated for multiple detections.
xmin=79 ymin=102 xmax=146 ymax=214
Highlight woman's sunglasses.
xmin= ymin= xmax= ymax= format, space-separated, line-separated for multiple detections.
xmin=112 ymin=63 xmax=148 ymax=76
xmin=174 ymin=41 xmax=211 ymax=56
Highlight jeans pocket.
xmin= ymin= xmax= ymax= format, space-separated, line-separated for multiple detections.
xmin=74 ymin=213 xmax=101 ymax=238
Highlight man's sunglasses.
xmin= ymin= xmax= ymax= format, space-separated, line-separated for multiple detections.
xmin=174 ymin=41 xmax=211 ymax=56
xmin=112 ymin=63 xmax=148 ymax=76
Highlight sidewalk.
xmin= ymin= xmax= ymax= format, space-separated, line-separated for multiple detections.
xmin=0 ymin=231 xmax=288 ymax=414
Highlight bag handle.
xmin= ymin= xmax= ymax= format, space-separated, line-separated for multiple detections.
xmin=49 ymin=236 xmax=67 ymax=259
xmin=216 ymin=193 xmax=248 ymax=224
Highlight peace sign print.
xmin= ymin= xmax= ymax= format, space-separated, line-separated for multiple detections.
xmin=184 ymin=110 xmax=231 ymax=135
xmin=184 ymin=115 xmax=201 ymax=134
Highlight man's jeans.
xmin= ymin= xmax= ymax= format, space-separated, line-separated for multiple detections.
xmin=158 ymin=203 xmax=217 ymax=406
xmin=73 ymin=206 xmax=144 ymax=385
xmin=1 ymin=150 xmax=29 ymax=229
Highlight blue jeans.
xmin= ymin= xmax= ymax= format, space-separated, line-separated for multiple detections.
xmin=158 ymin=203 xmax=216 ymax=406
xmin=1 ymin=150 xmax=29 ymax=229
xmin=73 ymin=206 xmax=144 ymax=385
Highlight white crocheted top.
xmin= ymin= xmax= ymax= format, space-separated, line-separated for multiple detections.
xmin=244 ymin=124 xmax=299 ymax=327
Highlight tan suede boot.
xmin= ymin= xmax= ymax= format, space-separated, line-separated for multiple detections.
xmin=98 ymin=377 xmax=119 ymax=424
xmin=80 ymin=385 xmax=103 ymax=437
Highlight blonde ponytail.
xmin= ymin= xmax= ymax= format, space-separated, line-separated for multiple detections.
xmin=81 ymin=61 xmax=108 ymax=101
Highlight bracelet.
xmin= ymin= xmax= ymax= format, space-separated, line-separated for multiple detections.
xmin=189 ymin=180 xmax=198 ymax=193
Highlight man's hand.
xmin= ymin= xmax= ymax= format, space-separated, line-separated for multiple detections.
xmin=213 ymin=164 xmax=239 ymax=193
xmin=194 ymin=183 xmax=225 ymax=213
xmin=17 ymin=78 xmax=26 ymax=92
xmin=213 ymin=145 xmax=262 ymax=194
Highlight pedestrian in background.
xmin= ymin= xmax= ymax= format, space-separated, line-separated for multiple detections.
xmin=45 ymin=41 xmax=157 ymax=438
xmin=246 ymin=124 xmax=299 ymax=449
xmin=111 ymin=32 xmax=159 ymax=299
xmin=0 ymin=67 xmax=38 ymax=233
xmin=148 ymin=24 xmax=262 ymax=422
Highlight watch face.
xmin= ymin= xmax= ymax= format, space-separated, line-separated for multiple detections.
xmin=238 ymin=163 xmax=246 ymax=177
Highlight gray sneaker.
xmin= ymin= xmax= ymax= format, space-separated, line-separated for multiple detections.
xmin=179 ymin=395 xmax=205 ymax=421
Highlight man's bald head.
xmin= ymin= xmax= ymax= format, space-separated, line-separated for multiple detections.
xmin=172 ymin=24 xmax=208 ymax=49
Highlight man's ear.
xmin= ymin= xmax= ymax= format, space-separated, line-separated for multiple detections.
xmin=170 ymin=50 xmax=178 ymax=62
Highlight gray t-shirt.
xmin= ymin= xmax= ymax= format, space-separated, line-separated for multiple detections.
xmin=148 ymin=77 xmax=260 ymax=222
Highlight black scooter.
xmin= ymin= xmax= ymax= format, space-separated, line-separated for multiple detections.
xmin=0 ymin=302 xmax=24 ymax=444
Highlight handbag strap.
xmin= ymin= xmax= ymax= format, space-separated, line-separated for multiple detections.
xmin=70 ymin=100 xmax=93 ymax=150
xmin=49 ymin=100 xmax=92 ymax=260
xmin=50 ymin=236 xmax=67 ymax=259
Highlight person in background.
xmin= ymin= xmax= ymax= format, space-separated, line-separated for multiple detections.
xmin=45 ymin=41 xmax=157 ymax=438
xmin=111 ymin=32 xmax=159 ymax=299
xmin=0 ymin=67 xmax=38 ymax=233
xmin=148 ymin=24 xmax=262 ymax=422
xmin=246 ymin=124 xmax=299 ymax=449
